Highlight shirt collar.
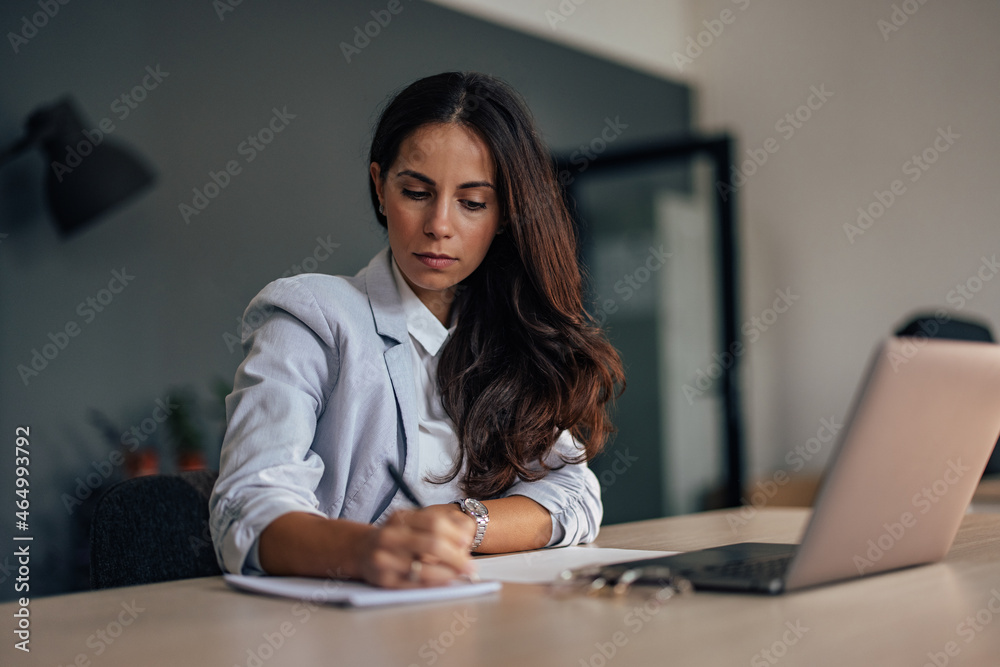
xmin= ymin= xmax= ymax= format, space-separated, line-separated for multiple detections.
xmin=390 ymin=255 xmax=454 ymax=356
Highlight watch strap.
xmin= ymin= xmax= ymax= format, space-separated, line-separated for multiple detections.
xmin=458 ymin=499 xmax=489 ymax=550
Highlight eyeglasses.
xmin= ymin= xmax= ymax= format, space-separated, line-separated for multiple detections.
xmin=551 ymin=563 xmax=694 ymax=599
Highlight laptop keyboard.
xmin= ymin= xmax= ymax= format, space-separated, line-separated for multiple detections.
xmin=702 ymin=554 xmax=793 ymax=581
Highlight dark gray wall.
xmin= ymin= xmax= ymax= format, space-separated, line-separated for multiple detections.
xmin=0 ymin=0 xmax=689 ymax=598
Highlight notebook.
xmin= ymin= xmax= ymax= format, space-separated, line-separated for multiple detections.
xmin=224 ymin=573 xmax=501 ymax=608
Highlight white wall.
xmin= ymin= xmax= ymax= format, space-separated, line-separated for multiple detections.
xmin=431 ymin=0 xmax=1000 ymax=481
xmin=426 ymin=0 xmax=689 ymax=81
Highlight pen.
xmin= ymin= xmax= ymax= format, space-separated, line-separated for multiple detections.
xmin=386 ymin=462 xmax=480 ymax=582
xmin=387 ymin=462 xmax=424 ymax=508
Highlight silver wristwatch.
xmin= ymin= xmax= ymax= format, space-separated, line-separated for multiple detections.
xmin=457 ymin=498 xmax=489 ymax=550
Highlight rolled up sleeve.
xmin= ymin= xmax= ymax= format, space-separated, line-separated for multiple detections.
xmin=209 ymin=278 xmax=340 ymax=575
xmin=503 ymin=431 xmax=604 ymax=548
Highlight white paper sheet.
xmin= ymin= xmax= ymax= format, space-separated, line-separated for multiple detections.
xmin=473 ymin=546 xmax=679 ymax=584
xmin=224 ymin=574 xmax=501 ymax=608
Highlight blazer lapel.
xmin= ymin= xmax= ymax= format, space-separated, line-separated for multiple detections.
xmin=364 ymin=248 xmax=420 ymax=479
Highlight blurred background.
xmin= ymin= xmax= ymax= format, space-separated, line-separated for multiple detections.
xmin=1 ymin=0 xmax=997 ymax=599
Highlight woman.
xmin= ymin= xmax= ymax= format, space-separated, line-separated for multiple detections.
xmin=209 ymin=71 xmax=624 ymax=588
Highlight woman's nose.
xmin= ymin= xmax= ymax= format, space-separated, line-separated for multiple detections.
xmin=423 ymin=201 xmax=454 ymax=238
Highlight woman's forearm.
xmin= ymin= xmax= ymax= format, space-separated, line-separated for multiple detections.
xmin=257 ymin=512 xmax=374 ymax=579
xmin=256 ymin=497 xmax=553 ymax=584
xmin=474 ymin=495 xmax=553 ymax=554
xmin=257 ymin=508 xmax=476 ymax=587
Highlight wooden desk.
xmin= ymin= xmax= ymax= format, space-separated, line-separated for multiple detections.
xmin=6 ymin=508 xmax=1000 ymax=666
xmin=972 ymin=475 xmax=1000 ymax=505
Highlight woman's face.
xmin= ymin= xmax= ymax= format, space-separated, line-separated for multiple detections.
xmin=371 ymin=122 xmax=502 ymax=324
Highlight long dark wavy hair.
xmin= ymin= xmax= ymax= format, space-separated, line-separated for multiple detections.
xmin=369 ymin=71 xmax=625 ymax=499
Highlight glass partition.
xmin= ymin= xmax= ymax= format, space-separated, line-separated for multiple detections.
xmin=560 ymin=136 xmax=742 ymax=524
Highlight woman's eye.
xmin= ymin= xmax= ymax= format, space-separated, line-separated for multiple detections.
xmin=402 ymin=189 xmax=429 ymax=200
xmin=463 ymin=200 xmax=487 ymax=211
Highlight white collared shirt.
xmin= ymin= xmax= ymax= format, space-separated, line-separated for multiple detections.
xmin=390 ymin=257 xmax=467 ymax=506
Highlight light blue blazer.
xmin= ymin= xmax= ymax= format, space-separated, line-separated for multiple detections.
xmin=209 ymin=247 xmax=603 ymax=575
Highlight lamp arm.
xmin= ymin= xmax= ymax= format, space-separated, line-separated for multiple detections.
xmin=0 ymin=109 xmax=58 ymax=166
xmin=0 ymin=134 xmax=37 ymax=166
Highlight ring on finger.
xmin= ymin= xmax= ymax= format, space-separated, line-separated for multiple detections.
xmin=409 ymin=559 xmax=423 ymax=583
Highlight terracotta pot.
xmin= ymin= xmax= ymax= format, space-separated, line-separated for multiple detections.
xmin=177 ymin=451 xmax=206 ymax=472
xmin=126 ymin=448 xmax=159 ymax=478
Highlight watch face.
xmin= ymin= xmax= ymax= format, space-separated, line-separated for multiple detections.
xmin=463 ymin=498 xmax=488 ymax=517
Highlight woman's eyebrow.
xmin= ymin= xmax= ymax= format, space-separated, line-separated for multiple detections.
xmin=395 ymin=169 xmax=434 ymax=185
xmin=395 ymin=169 xmax=494 ymax=190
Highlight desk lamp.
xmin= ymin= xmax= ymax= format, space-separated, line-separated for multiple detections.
xmin=0 ymin=96 xmax=154 ymax=236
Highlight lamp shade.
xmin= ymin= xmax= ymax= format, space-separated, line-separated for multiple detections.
xmin=28 ymin=98 xmax=155 ymax=235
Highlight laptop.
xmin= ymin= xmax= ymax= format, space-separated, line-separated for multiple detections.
xmin=604 ymin=337 xmax=1000 ymax=594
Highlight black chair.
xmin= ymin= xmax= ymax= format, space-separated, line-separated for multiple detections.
xmin=895 ymin=312 xmax=1000 ymax=475
xmin=90 ymin=469 xmax=222 ymax=589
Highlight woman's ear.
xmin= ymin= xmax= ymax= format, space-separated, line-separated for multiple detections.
xmin=369 ymin=162 xmax=384 ymax=202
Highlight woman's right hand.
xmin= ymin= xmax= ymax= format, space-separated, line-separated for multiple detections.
xmin=354 ymin=506 xmax=477 ymax=588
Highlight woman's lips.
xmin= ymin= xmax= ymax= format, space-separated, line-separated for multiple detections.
xmin=415 ymin=253 xmax=457 ymax=269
